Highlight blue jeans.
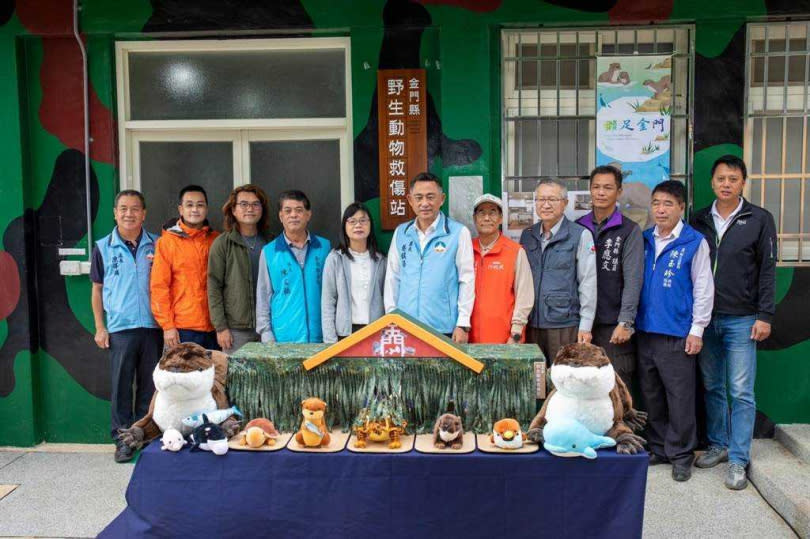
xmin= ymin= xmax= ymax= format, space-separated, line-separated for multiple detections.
xmin=699 ymin=314 xmax=758 ymax=466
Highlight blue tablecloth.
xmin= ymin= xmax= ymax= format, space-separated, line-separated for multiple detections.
xmin=101 ymin=440 xmax=647 ymax=538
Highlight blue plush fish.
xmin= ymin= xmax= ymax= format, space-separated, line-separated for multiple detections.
xmin=543 ymin=418 xmax=616 ymax=459
xmin=182 ymin=406 xmax=242 ymax=429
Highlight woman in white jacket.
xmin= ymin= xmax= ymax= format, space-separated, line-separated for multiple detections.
xmin=321 ymin=202 xmax=386 ymax=343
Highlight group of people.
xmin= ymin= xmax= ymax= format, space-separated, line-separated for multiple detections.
xmin=92 ymin=156 xmax=775 ymax=493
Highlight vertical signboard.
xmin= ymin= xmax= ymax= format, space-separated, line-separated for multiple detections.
xmin=377 ymin=69 xmax=427 ymax=230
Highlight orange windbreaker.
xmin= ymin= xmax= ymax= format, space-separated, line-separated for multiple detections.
xmin=470 ymin=235 xmax=522 ymax=344
xmin=150 ymin=220 xmax=219 ymax=332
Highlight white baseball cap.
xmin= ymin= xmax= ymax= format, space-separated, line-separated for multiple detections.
xmin=473 ymin=193 xmax=503 ymax=211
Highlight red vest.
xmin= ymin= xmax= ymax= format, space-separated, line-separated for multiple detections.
xmin=470 ymin=235 xmax=523 ymax=344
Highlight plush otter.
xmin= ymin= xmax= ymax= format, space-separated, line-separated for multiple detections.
xmin=295 ymin=397 xmax=331 ymax=447
xmin=433 ymin=413 xmax=464 ymax=450
xmin=118 ymin=343 xmax=240 ymax=450
xmin=527 ymin=343 xmax=647 ymax=454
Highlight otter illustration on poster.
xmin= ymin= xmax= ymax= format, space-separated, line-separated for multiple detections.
xmin=596 ymin=55 xmax=673 ymax=228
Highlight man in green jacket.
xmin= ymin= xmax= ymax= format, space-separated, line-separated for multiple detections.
xmin=207 ymin=185 xmax=272 ymax=354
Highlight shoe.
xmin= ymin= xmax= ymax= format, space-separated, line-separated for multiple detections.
xmin=114 ymin=439 xmax=134 ymax=463
xmin=672 ymin=464 xmax=692 ymax=482
xmin=695 ymin=446 xmax=728 ymax=469
xmin=649 ymin=453 xmax=669 ymax=465
xmin=725 ymin=463 xmax=748 ymax=490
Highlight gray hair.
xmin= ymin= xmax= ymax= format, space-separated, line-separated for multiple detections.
xmin=534 ymin=178 xmax=568 ymax=199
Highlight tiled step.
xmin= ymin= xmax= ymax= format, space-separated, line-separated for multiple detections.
xmin=775 ymin=424 xmax=810 ymax=466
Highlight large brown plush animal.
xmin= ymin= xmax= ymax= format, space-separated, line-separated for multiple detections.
xmin=118 ymin=343 xmax=240 ymax=449
xmin=527 ymin=343 xmax=647 ymax=454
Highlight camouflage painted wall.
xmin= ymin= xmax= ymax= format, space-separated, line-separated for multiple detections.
xmin=0 ymin=0 xmax=807 ymax=446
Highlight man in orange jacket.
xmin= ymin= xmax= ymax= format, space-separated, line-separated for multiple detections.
xmin=469 ymin=194 xmax=534 ymax=344
xmin=150 ymin=185 xmax=219 ymax=349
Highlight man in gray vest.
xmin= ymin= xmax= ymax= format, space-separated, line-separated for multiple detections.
xmin=520 ymin=179 xmax=597 ymax=363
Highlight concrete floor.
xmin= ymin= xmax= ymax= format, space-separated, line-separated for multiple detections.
xmin=0 ymin=446 xmax=798 ymax=538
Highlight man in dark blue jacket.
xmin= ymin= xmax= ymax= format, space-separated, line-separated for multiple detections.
xmin=690 ymin=155 xmax=777 ymax=490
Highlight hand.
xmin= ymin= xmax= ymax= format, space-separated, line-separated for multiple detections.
xmin=610 ymin=325 xmax=633 ymax=344
xmin=452 ymin=327 xmax=469 ymax=344
xmin=94 ymin=328 xmax=109 ymax=349
xmin=750 ymin=320 xmax=771 ymax=342
xmin=506 ymin=335 xmax=519 ymax=345
xmin=164 ymin=328 xmax=180 ymax=348
xmin=577 ymin=331 xmax=592 ymax=344
xmin=217 ymin=329 xmax=233 ymax=351
xmin=685 ymin=334 xmax=703 ymax=355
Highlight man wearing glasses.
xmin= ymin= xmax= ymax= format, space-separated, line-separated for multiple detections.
xmin=519 ymin=179 xmax=597 ymax=363
xmin=256 ymin=190 xmax=331 ymax=343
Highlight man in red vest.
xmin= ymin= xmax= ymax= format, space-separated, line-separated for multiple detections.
xmin=469 ymin=194 xmax=534 ymax=344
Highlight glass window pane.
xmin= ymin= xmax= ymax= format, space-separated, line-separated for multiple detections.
xmin=785 ymin=117 xmax=804 ymax=173
xmin=139 ymin=141 xmax=234 ymax=233
xmin=765 ymin=117 xmax=784 ymax=173
xmin=558 ymin=120 xmax=578 ymax=176
xmin=784 ymin=179 xmax=801 ymax=234
xmin=752 ymin=118 xmax=763 ymax=175
xmin=129 ymin=49 xmax=346 ymax=120
xmin=540 ymin=120 xmax=558 ymax=176
xmin=517 ymin=120 xmax=539 ymax=176
xmin=249 ymin=140 xmax=342 ymax=244
xmin=764 ymin=179 xmax=782 ymax=231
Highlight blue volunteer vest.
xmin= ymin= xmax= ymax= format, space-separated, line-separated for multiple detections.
xmin=262 ymin=234 xmax=330 ymax=343
xmin=394 ymin=213 xmax=464 ymax=335
xmin=96 ymin=228 xmax=159 ymax=333
xmin=636 ymin=222 xmax=704 ymax=338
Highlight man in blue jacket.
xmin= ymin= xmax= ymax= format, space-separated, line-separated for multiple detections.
xmin=690 ymin=155 xmax=777 ymax=490
xmin=636 ymin=180 xmax=714 ymax=482
xmin=384 ymin=172 xmax=475 ymax=343
xmin=256 ymin=190 xmax=331 ymax=343
xmin=90 ymin=190 xmax=162 ymax=463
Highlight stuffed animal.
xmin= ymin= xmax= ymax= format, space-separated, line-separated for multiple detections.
xmin=352 ymin=394 xmax=407 ymax=449
xmin=239 ymin=418 xmax=281 ymax=448
xmin=295 ymin=397 xmax=331 ymax=448
xmin=182 ymin=406 xmax=242 ymax=429
xmin=160 ymin=428 xmax=187 ymax=452
xmin=117 ymin=343 xmax=240 ymax=450
xmin=543 ymin=418 xmax=616 ymax=459
xmin=490 ymin=418 xmax=526 ymax=450
xmin=433 ymin=413 xmax=463 ymax=450
xmin=527 ymin=343 xmax=647 ymax=454
xmin=189 ymin=414 xmax=229 ymax=455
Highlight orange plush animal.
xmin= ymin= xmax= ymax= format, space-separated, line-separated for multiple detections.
xmin=490 ymin=418 xmax=526 ymax=450
xmin=295 ymin=397 xmax=331 ymax=447
xmin=239 ymin=418 xmax=280 ymax=448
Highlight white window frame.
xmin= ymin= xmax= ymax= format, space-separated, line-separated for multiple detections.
xmin=115 ymin=37 xmax=354 ymax=208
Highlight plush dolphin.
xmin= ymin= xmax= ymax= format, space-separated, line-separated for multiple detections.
xmin=543 ymin=418 xmax=616 ymax=459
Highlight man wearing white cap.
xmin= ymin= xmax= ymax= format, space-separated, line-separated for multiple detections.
xmin=469 ymin=194 xmax=535 ymax=344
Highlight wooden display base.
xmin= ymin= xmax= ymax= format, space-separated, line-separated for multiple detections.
xmin=346 ymin=433 xmax=415 ymax=453
xmin=475 ymin=434 xmax=540 ymax=454
xmin=285 ymin=430 xmax=350 ymax=453
xmin=227 ymin=432 xmax=293 ymax=452
xmin=414 ymin=432 xmax=476 ymax=454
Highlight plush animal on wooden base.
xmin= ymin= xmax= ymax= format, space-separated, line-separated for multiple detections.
xmin=117 ymin=343 xmax=240 ymax=450
xmin=239 ymin=418 xmax=281 ymax=448
xmin=433 ymin=412 xmax=464 ymax=450
xmin=527 ymin=343 xmax=647 ymax=455
xmin=295 ymin=398 xmax=331 ymax=447
xmin=490 ymin=418 xmax=526 ymax=450
xmin=189 ymin=414 xmax=229 ymax=455
xmin=352 ymin=394 xmax=408 ymax=449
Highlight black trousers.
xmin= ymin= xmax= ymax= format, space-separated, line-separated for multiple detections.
xmin=109 ymin=328 xmax=163 ymax=439
xmin=177 ymin=329 xmax=219 ymax=350
xmin=591 ymin=323 xmax=636 ymax=390
xmin=637 ymin=331 xmax=697 ymax=466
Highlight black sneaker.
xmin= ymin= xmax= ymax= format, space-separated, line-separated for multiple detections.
xmin=114 ymin=439 xmax=134 ymax=463
xmin=672 ymin=464 xmax=692 ymax=482
xmin=695 ymin=446 xmax=728 ymax=469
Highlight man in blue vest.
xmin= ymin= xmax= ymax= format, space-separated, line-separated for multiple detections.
xmin=383 ymin=172 xmax=475 ymax=343
xmin=90 ymin=190 xmax=162 ymax=463
xmin=520 ymin=179 xmax=597 ymax=363
xmin=636 ymin=180 xmax=714 ymax=482
xmin=256 ymin=190 xmax=331 ymax=343
xmin=690 ymin=155 xmax=777 ymax=490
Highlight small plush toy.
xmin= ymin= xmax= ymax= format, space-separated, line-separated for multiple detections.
xmin=182 ymin=405 xmax=242 ymax=429
xmin=189 ymin=414 xmax=229 ymax=455
xmin=352 ymin=394 xmax=407 ymax=449
xmin=433 ymin=413 xmax=464 ymax=450
xmin=160 ymin=428 xmax=187 ymax=452
xmin=295 ymin=398 xmax=331 ymax=448
xmin=239 ymin=418 xmax=281 ymax=448
xmin=490 ymin=418 xmax=526 ymax=450
xmin=543 ymin=418 xmax=616 ymax=459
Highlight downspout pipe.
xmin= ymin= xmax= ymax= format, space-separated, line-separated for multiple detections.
xmin=73 ymin=0 xmax=92 ymax=264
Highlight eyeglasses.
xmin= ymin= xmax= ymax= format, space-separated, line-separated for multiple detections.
xmin=536 ymin=197 xmax=565 ymax=206
xmin=236 ymin=201 xmax=262 ymax=210
xmin=347 ymin=218 xmax=370 ymax=226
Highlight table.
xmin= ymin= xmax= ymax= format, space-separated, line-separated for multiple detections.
xmin=101 ymin=441 xmax=647 ymax=538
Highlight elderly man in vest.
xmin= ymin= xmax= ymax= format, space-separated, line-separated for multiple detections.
xmin=469 ymin=194 xmax=534 ymax=344
xmin=637 ymin=180 xmax=714 ymax=482
xmin=384 ymin=172 xmax=475 ymax=343
xmin=90 ymin=190 xmax=162 ymax=463
xmin=256 ymin=190 xmax=331 ymax=343
xmin=519 ymin=179 xmax=597 ymax=363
